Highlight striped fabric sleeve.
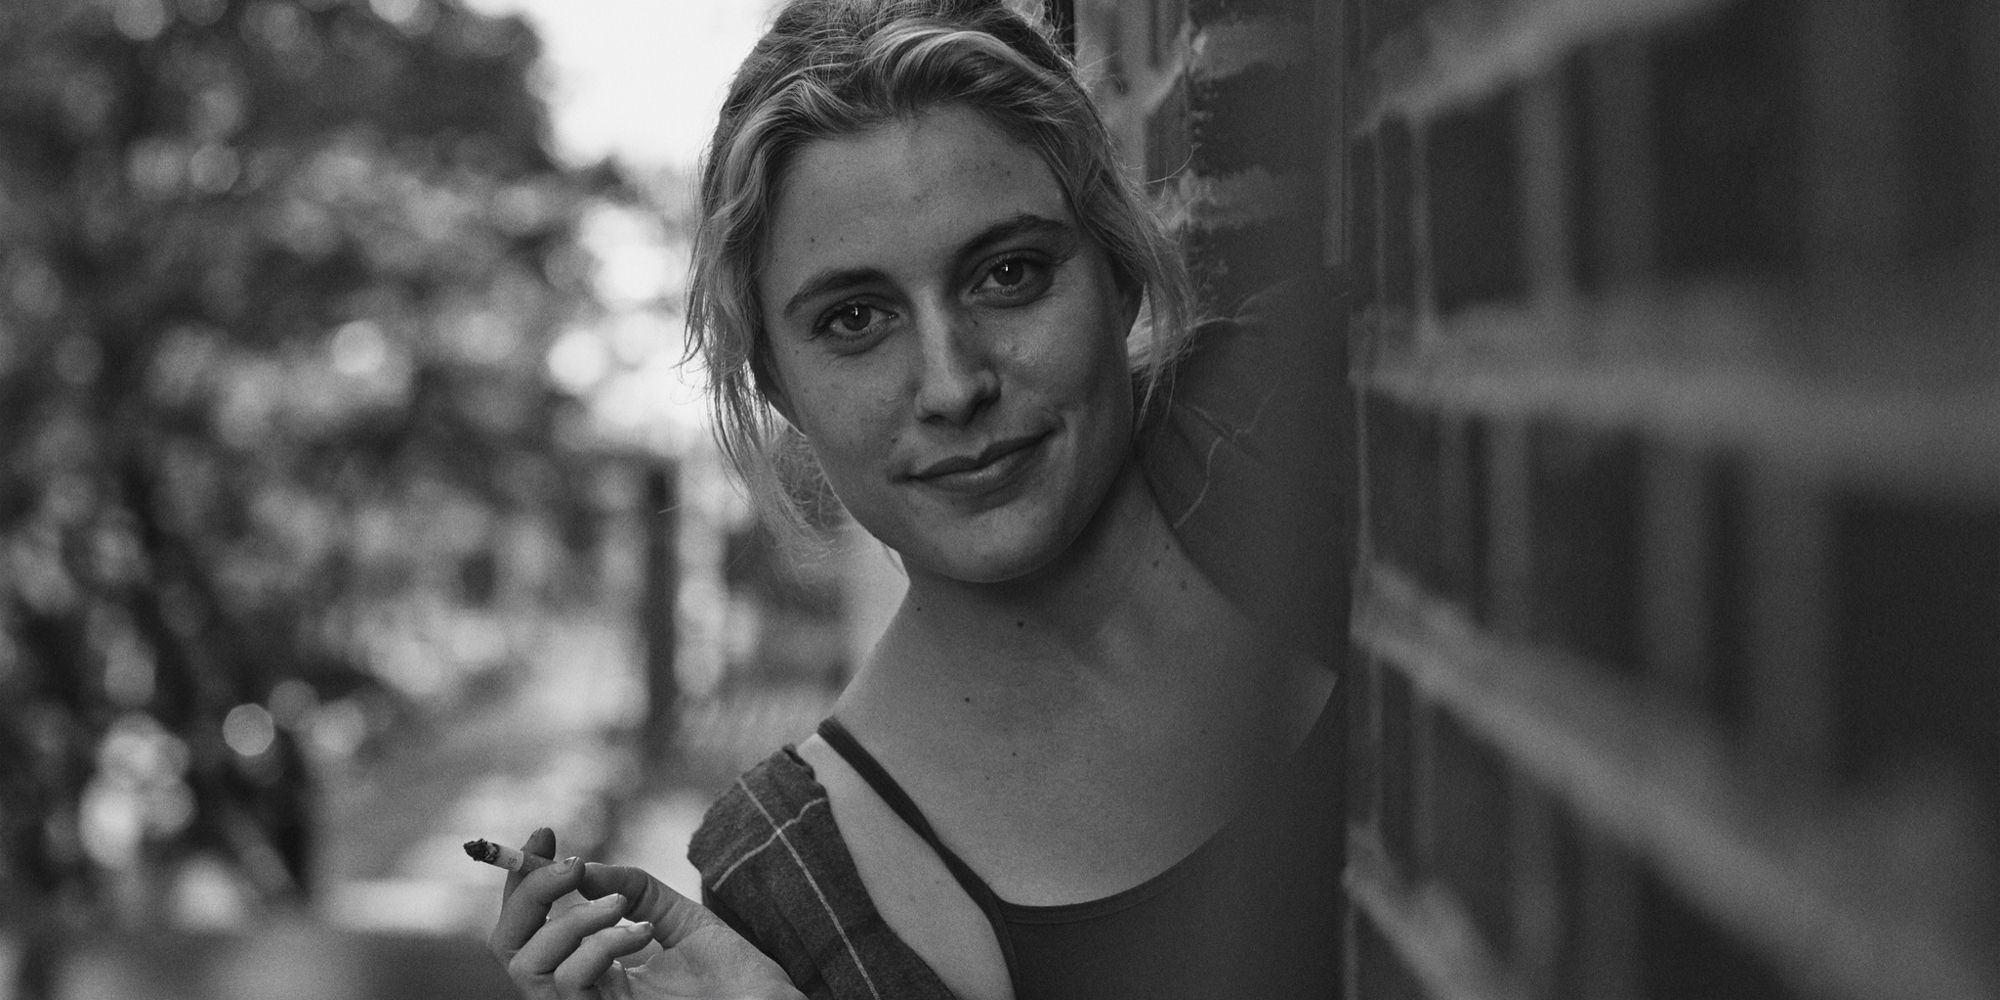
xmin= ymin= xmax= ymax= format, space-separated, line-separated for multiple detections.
xmin=689 ymin=745 xmax=961 ymax=1000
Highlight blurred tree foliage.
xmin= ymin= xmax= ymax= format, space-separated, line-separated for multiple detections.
xmin=0 ymin=0 xmax=615 ymax=928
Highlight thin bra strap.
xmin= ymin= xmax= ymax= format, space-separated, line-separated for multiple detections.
xmin=814 ymin=717 xmax=1020 ymax=973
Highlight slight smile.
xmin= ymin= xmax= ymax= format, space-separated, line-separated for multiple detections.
xmin=908 ymin=432 xmax=1051 ymax=493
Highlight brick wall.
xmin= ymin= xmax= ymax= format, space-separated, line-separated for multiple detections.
xmin=1343 ymin=0 xmax=2000 ymax=997
xmin=1073 ymin=0 xmax=1335 ymax=308
xmin=1080 ymin=0 xmax=2000 ymax=996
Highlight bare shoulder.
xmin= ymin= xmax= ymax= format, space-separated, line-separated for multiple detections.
xmin=796 ymin=734 xmax=1014 ymax=1000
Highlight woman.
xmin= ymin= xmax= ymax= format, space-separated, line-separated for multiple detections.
xmin=487 ymin=2 xmax=1344 ymax=997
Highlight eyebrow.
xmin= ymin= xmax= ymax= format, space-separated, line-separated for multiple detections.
xmin=778 ymin=212 xmax=1078 ymax=321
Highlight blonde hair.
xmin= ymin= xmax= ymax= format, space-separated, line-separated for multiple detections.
xmin=686 ymin=0 xmax=1193 ymax=546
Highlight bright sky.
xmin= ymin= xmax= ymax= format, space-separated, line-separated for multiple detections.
xmin=462 ymin=0 xmax=776 ymax=171
xmin=441 ymin=0 xmax=784 ymax=454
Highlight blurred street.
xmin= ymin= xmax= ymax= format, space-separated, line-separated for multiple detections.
xmin=11 ymin=611 xmax=838 ymax=1000
xmin=313 ymin=622 xmax=839 ymax=938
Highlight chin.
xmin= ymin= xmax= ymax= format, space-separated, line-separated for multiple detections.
xmin=915 ymin=535 xmax=1062 ymax=585
xmin=898 ymin=511 xmax=1084 ymax=586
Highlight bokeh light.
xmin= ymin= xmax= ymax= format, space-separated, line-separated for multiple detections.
xmin=222 ymin=703 xmax=278 ymax=758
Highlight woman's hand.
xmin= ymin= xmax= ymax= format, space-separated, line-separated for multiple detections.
xmin=488 ymin=828 xmax=805 ymax=1000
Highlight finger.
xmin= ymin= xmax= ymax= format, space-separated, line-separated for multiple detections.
xmin=490 ymin=852 xmax=586 ymax=961
xmin=504 ymin=891 xmax=633 ymax=986
xmin=549 ymin=919 xmax=657 ymax=997
xmin=505 ymin=827 xmax=558 ymax=900
xmin=578 ymin=863 xmax=722 ymax=946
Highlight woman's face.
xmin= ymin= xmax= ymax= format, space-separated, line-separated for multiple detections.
xmin=756 ymin=105 xmax=1139 ymax=584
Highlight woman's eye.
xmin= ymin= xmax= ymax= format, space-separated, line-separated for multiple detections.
xmin=815 ymin=302 xmax=885 ymax=339
xmin=974 ymin=257 xmax=1049 ymax=299
xmin=992 ymin=260 xmax=1029 ymax=287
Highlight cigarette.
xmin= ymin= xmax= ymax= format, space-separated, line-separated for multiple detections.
xmin=464 ymin=838 xmax=556 ymax=874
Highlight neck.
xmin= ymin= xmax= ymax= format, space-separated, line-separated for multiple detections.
xmin=843 ymin=456 xmax=1266 ymax=725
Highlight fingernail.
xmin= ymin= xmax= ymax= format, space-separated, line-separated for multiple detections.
xmin=628 ymin=921 xmax=653 ymax=937
xmin=558 ymin=856 xmax=580 ymax=872
xmin=599 ymin=893 xmax=626 ymax=910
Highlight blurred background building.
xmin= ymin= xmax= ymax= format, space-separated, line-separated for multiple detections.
xmin=0 ymin=0 xmax=899 ymax=996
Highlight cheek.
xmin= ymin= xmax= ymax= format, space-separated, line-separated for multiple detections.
xmin=791 ymin=389 xmax=865 ymax=453
xmin=1066 ymin=306 xmax=1136 ymax=412
xmin=772 ymin=345 xmax=844 ymax=430
xmin=783 ymin=371 xmax=899 ymax=483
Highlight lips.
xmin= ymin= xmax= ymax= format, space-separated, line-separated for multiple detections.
xmin=909 ymin=432 xmax=1049 ymax=491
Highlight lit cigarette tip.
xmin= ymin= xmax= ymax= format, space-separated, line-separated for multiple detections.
xmin=464 ymin=839 xmax=500 ymax=864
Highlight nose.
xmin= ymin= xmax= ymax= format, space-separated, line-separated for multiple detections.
xmin=912 ymin=303 xmax=999 ymax=426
